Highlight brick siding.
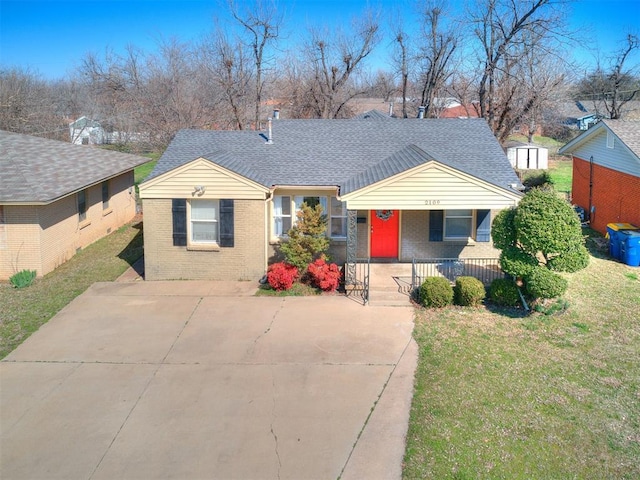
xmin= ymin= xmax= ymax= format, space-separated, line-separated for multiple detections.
xmin=572 ymin=156 xmax=640 ymax=234
xmin=1 ymin=172 xmax=137 ymax=279
xmin=143 ymin=198 xmax=267 ymax=281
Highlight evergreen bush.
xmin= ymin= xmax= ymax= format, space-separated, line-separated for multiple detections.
xmin=419 ymin=277 xmax=454 ymax=308
xmin=489 ymin=278 xmax=520 ymax=307
xmin=525 ymin=267 xmax=568 ymax=300
xmin=453 ymin=276 xmax=486 ymax=306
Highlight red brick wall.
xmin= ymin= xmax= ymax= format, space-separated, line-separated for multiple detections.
xmin=572 ymin=156 xmax=640 ymax=234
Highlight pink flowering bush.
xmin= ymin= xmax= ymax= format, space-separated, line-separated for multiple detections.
xmin=267 ymin=262 xmax=298 ymax=291
xmin=307 ymin=257 xmax=341 ymax=292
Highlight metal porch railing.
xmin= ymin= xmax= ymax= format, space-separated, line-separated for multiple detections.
xmin=411 ymin=257 xmax=504 ymax=290
xmin=345 ymin=258 xmax=370 ymax=305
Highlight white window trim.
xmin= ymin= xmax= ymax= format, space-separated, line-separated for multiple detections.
xmin=606 ymin=131 xmax=615 ymax=149
xmin=272 ymin=194 xmax=349 ymax=240
xmin=329 ymin=197 xmax=347 ymax=239
xmin=188 ymin=199 xmax=220 ymax=247
xmin=444 ymin=209 xmax=474 ymax=241
xmin=273 ymin=195 xmax=293 ymax=239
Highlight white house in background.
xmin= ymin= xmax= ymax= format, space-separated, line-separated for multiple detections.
xmin=69 ymin=116 xmax=105 ymax=145
xmin=505 ymin=141 xmax=549 ymax=170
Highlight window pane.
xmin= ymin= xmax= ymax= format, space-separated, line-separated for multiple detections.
xmin=331 ymin=197 xmax=345 ymax=216
xmin=303 ymin=196 xmax=319 ymax=208
xmin=281 ymin=196 xmax=290 ymax=215
xmin=446 ymin=218 xmax=472 ymax=237
xmin=331 ymin=218 xmax=347 ymax=237
xmin=448 ymin=209 xmax=472 ymax=217
xmin=192 ymin=222 xmax=218 ymax=242
xmin=192 ymin=200 xmax=217 ymax=220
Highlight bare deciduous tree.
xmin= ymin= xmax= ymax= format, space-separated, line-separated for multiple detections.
xmin=575 ymin=33 xmax=640 ymax=120
xmin=416 ymin=1 xmax=457 ymax=118
xmin=228 ymin=0 xmax=281 ymax=129
xmin=0 ymin=67 xmax=66 ymax=140
xmin=470 ymin=0 xmax=571 ymax=141
xmin=304 ymin=11 xmax=381 ymax=118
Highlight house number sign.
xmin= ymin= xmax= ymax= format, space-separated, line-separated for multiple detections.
xmin=424 ymin=200 xmax=441 ymax=205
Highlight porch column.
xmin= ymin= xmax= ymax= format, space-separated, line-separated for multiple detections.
xmin=345 ymin=209 xmax=358 ymax=285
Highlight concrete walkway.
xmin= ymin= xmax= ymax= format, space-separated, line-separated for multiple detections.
xmin=1 ymin=281 xmax=416 ymax=480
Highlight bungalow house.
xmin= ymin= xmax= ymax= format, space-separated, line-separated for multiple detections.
xmin=139 ymin=116 xmax=523 ymax=284
xmin=558 ymin=119 xmax=640 ymax=234
xmin=0 ymin=130 xmax=149 ymax=279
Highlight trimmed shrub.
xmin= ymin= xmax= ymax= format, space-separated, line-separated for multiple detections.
xmin=525 ymin=267 xmax=568 ymax=300
xmin=9 ymin=269 xmax=37 ymax=288
xmin=547 ymin=248 xmax=590 ymax=272
xmin=454 ymin=276 xmax=486 ymax=306
xmin=489 ymin=278 xmax=520 ymax=307
xmin=419 ymin=277 xmax=454 ymax=308
xmin=267 ymin=262 xmax=298 ymax=291
xmin=307 ymin=257 xmax=341 ymax=292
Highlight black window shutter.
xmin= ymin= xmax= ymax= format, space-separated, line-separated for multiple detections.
xmin=172 ymin=199 xmax=187 ymax=246
xmin=429 ymin=210 xmax=444 ymax=242
xmin=219 ymin=199 xmax=234 ymax=247
xmin=476 ymin=209 xmax=491 ymax=242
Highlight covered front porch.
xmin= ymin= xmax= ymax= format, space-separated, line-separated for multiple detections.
xmin=346 ymin=258 xmax=505 ymax=306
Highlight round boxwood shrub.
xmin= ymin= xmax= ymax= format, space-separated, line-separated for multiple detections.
xmin=525 ymin=267 xmax=568 ymax=300
xmin=419 ymin=277 xmax=454 ymax=308
xmin=453 ymin=276 xmax=486 ymax=306
xmin=489 ymin=278 xmax=520 ymax=307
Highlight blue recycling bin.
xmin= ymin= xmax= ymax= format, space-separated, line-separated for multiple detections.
xmin=620 ymin=230 xmax=640 ymax=267
xmin=607 ymin=223 xmax=639 ymax=261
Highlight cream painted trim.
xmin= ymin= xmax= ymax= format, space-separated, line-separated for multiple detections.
xmin=139 ymin=157 xmax=270 ymax=198
xmin=339 ymin=160 xmax=522 ymax=206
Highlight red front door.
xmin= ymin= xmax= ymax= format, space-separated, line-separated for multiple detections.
xmin=370 ymin=210 xmax=399 ymax=258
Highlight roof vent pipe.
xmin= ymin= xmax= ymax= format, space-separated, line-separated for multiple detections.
xmin=418 ymin=106 xmax=425 ymax=119
xmin=266 ymin=117 xmax=273 ymax=144
xmin=273 ymin=109 xmax=280 ymax=120
xmin=388 ymin=102 xmax=394 ymax=117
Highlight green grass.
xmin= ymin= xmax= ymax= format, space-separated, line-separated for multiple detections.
xmin=0 ymin=220 xmax=143 ymax=359
xmin=548 ymin=157 xmax=573 ymax=197
xmin=508 ymin=134 xmax=565 ymax=154
xmin=403 ymin=249 xmax=640 ymax=479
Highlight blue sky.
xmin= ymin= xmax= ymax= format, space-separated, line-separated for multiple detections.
xmin=0 ymin=0 xmax=638 ymax=80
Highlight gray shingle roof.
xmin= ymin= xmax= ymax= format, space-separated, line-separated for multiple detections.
xmin=147 ymin=118 xmax=520 ymax=193
xmin=559 ymin=120 xmax=640 ymax=159
xmin=604 ymin=120 xmax=640 ymax=157
xmin=0 ymin=130 xmax=150 ymax=203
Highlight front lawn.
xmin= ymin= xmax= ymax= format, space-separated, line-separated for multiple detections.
xmin=0 ymin=220 xmax=143 ymax=359
xmin=403 ymin=246 xmax=640 ymax=478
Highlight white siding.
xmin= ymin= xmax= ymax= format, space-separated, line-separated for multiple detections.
xmin=571 ymin=129 xmax=640 ymax=178
xmin=341 ymin=163 xmax=521 ymax=210
xmin=140 ymin=158 xmax=269 ymax=200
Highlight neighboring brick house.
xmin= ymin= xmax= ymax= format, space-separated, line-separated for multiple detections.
xmin=558 ymin=120 xmax=640 ymax=234
xmin=0 ymin=130 xmax=149 ymax=279
xmin=140 ymin=116 xmax=523 ymax=281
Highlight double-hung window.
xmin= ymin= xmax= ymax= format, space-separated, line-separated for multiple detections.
xmin=444 ymin=209 xmax=473 ymax=240
xmin=101 ymin=181 xmax=110 ymax=210
xmin=78 ymin=189 xmax=87 ymax=222
xmin=190 ymin=199 xmax=219 ymax=244
xmin=330 ymin=197 xmax=347 ymax=238
xmin=273 ymin=196 xmax=292 ymax=237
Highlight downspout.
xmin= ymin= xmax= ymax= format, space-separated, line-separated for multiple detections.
xmin=264 ymin=191 xmax=273 ymax=278
xmin=588 ymin=155 xmax=594 ymax=223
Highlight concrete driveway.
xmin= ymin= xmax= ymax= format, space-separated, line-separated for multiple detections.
xmin=1 ymin=281 xmax=416 ymax=480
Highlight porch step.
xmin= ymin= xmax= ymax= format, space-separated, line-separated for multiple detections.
xmin=367 ymin=288 xmax=413 ymax=307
